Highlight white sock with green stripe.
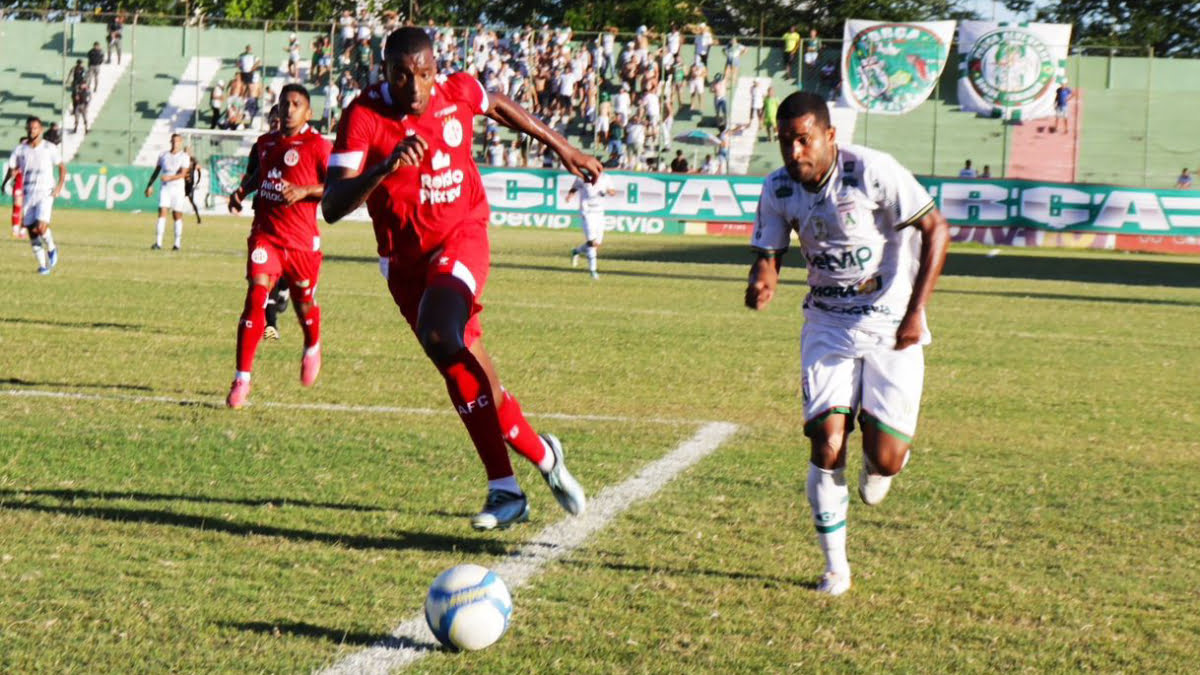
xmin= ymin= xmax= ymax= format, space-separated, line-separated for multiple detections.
xmin=807 ymin=463 xmax=850 ymax=575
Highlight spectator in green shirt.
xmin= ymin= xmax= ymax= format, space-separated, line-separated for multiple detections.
xmin=763 ymin=87 xmax=780 ymax=141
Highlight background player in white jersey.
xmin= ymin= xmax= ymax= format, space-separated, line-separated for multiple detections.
xmin=565 ymin=171 xmax=616 ymax=279
xmin=144 ymin=133 xmax=190 ymax=250
xmin=744 ymin=92 xmax=949 ymax=597
xmin=2 ymin=117 xmax=66 ymax=274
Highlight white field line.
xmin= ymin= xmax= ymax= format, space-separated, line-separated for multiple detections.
xmin=317 ymin=421 xmax=740 ymax=675
xmin=0 ymin=388 xmax=722 ymax=427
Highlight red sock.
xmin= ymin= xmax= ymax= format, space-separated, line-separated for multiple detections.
xmin=235 ymin=284 xmax=271 ymax=373
xmin=498 ymin=389 xmax=547 ymax=467
xmin=439 ymin=348 xmax=514 ymax=481
xmin=300 ymin=304 xmax=321 ymax=349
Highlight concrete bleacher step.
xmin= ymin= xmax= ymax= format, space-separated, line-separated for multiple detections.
xmin=249 ymin=58 xmax=313 ymax=130
xmin=1006 ymin=89 xmax=1083 ymax=182
xmin=133 ymin=56 xmax=222 ymax=167
xmin=728 ymin=76 xmax=771 ymax=175
xmin=61 ymin=54 xmax=133 ymax=162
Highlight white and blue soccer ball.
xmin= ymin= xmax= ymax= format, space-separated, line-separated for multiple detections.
xmin=424 ymin=564 xmax=512 ymax=651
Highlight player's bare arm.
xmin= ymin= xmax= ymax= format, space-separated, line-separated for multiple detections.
xmin=53 ymin=161 xmax=65 ymax=199
xmin=322 ymin=135 xmax=427 ymax=223
xmin=229 ymin=168 xmax=259 ymax=213
xmin=1 ymin=167 xmax=11 ymax=193
xmin=143 ymin=165 xmax=162 ymax=197
xmin=745 ymin=253 xmax=782 ymax=310
xmin=485 ymin=91 xmax=602 ymax=184
xmin=895 ymin=207 xmax=949 ymax=350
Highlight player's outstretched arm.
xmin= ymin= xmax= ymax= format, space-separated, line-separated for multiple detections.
xmin=322 ymin=135 xmax=427 ymax=223
xmin=485 ymin=91 xmax=602 ymax=184
xmin=745 ymin=254 xmax=782 ymax=310
xmin=895 ymin=207 xmax=950 ymax=350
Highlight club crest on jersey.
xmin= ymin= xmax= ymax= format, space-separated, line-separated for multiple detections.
xmin=810 ymin=215 xmax=831 ymax=241
xmin=284 ymin=149 xmax=300 ymax=166
xmin=432 ymin=149 xmax=451 ymax=171
xmin=251 ymin=247 xmax=269 ymax=264
xmin=442 ymin=118 xmax=463 ymax=147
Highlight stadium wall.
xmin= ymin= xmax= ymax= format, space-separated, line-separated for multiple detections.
xmin=5 ymin=166 xmax=1200 ymax=253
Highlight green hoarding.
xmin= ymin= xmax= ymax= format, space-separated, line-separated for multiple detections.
xmin=480 ymin=168 xmax=1200 ymax=237
xmin=1 ymin=163 xmax=159 ymax=211
xmin=5 ymin=164 xmax=1200 ymax=238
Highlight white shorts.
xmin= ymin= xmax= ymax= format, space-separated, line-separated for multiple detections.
xmin=800 ymin=321 xmax=925 ymax=441
xmin=688 ymin=79 xmax=704 ymax=95
xmin=159 ymin=186 xmax=187 ymax=213
xmin=1055 ymin=106 xmax=1068 ymax=119
xmin=23 ymin=196 xmax=53 ymax=227
xmin=581 ymin=212 xmax=606 ymax=243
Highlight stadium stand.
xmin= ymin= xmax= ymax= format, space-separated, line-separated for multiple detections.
xmin=3 ymin=15 xmax=1199 ymax=189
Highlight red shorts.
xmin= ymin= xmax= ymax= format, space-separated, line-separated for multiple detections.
xmin=246 ymin=235 xmax=323 ymax=304
xmin=386 ymin=222 xmax=490 ymax=347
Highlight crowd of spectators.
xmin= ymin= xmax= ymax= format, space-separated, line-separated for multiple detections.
xmin=200 ymin=13 xmax=816 ymax=173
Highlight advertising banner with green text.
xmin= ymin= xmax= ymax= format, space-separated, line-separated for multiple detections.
xmin=7 ymin=165 xmax=1200 ymax=243
xmin=1 ymin=163 xmax=158 ymax=211
xmin=482 ymin=167 xmax=1200 ymax=239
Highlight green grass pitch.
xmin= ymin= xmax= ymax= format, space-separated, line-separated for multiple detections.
xmin=2 ymin=210 xmax=1200 ymax=672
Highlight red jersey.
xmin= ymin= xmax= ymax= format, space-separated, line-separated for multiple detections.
xmin=330 ymin=73 xmax=490 ymax=257
xmin=251 ymin=124 xmax=332 ymax=251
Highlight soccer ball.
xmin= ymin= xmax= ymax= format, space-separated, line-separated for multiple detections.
xmin=424 ymin=564 xmax=512 ymax=651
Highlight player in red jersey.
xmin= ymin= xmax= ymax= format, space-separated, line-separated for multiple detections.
xmin=226 ymin=83 xmax=331 ymax=408
xmin=323 ymin=27 xmax=603 ymax=531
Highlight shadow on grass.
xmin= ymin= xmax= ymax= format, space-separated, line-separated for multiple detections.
xmin=219 ymin=620 xmax=439 ymax=652
xmin=1 ymin=376 xmax=154 ymax=392
xmin=0 ymin=316 xmax=156 ymax=332
xmin=0 ymin=501 xmax=512 ymax=555
xmin=0 ymin=487 xmax=390 ymax=513
xmin=564 ymin=558 xmax=815 ymax=590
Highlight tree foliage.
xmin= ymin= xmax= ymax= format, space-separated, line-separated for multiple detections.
xmin=7 ymin=0 xmax=1198 ymax=55
xmin=1023 ymin=0 xmax=1200 ymax=57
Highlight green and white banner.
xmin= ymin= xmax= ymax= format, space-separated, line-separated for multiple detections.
xmin=480 ymin=168 xmax=1200 ymax=238
xmin=481 ymin=168 xmax=762 ymax=235
xmin=7 ymin=165 xmax=1200 ymax=239
xmin=840 ymin=20 xmax=956 ymax=114
xmin=0 ymin=163 xmax=158 ymax=211
xmin=957 ymin=21 xmax=1072 ymax=120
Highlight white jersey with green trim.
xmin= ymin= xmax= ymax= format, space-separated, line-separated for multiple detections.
xmin=8 ymin=140 xmax=62 ymax=201
xmin=571 ymin=172 xmax=614 ymax=216
xmin=751 ymin=142 xmax=935 ymax=341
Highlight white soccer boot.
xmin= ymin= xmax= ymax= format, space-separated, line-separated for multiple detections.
xmin=816 ymin=569 xmax=851 ymax=596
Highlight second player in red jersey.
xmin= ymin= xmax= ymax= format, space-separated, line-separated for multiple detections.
xmin=225 ymin=84 xmax=331 ymax=409
xmin=323 ymin=27 xmax=605 ymax=531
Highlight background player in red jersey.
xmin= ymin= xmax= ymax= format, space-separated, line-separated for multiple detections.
xmin=233 ymin=105 xmax=292 ymax=342
xmin=226 ymin=84 xmax=331 ymax=408
xmin=323 ymin=27 xmax=603 ymax=531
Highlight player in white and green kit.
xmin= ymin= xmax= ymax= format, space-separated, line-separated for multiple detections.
xmin=745 ymin=92 xmax=949 ymax=597
xmin=566 ymin=171 xmax=616 ymax=280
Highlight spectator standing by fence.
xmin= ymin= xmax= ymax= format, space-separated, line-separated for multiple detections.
xmin=783 ymin=26 xmax=801 ymax=72
xmin=804 ymin=29 xmax=822 ymax=67
xmin=106 ymin=12 xmax=123 ymax=64
xmin=209 ymin=79 xmax=225 ymax=129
